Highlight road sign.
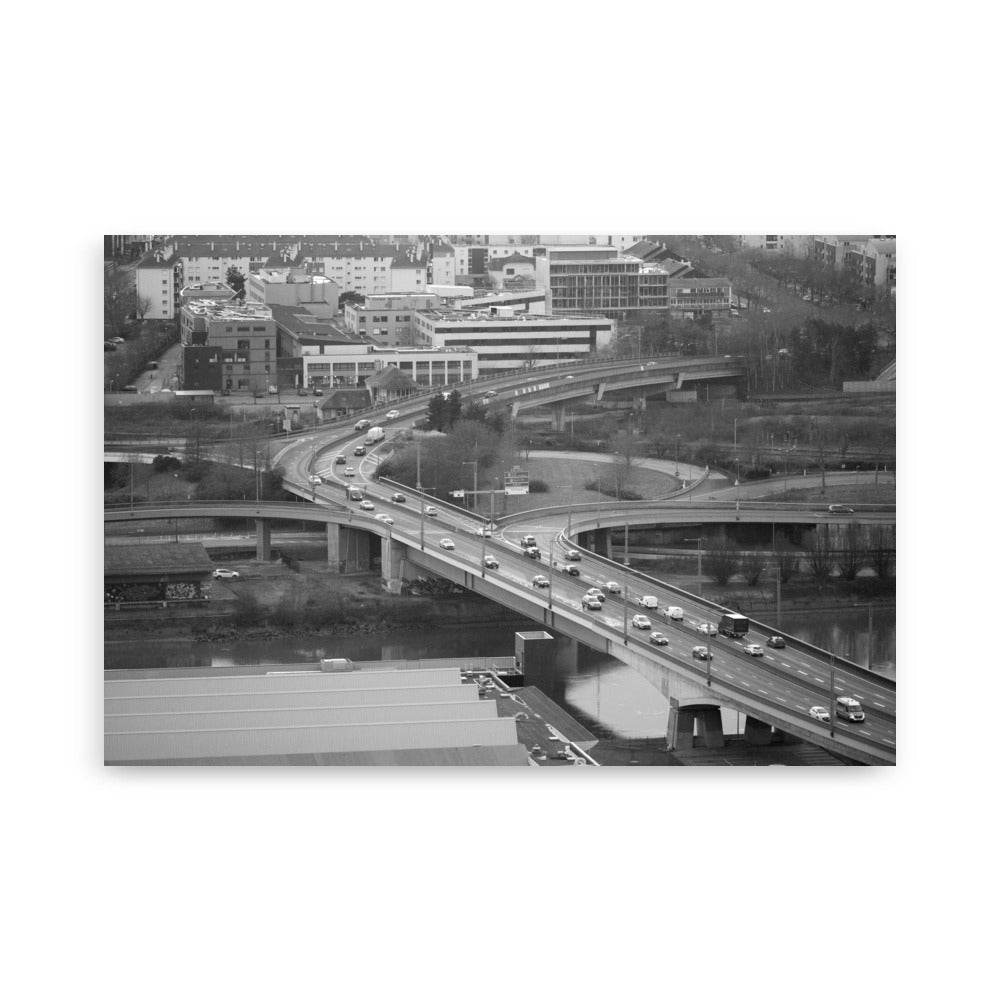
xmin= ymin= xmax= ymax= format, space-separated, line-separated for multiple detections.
xmin=449 ymin=490 xmax=465 ymax=498
xmin=505 ymin=486 xmax=529 ymax=496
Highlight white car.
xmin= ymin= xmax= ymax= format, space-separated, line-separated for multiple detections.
xmin=585 ymin=588 xmax=606 ymax=603
xmin=666 ymin=606 xmax=684 ymax=621
xmin=212 ymin=567 xmax=240 ymax=580
xmin=696 ymin=622 xmax=718 ymax=636
xmin=439 ymin=537 xmax=455 ymax=550
xmin=809 ymin=706 xmax=831 ymax=723
xmin=638 ymin=596 xmax=658 ymax=609
xmin=604 ymin=581 xmax=621 ymax=594
xmin=744 ymin=643 xmax=764 ymax=657
xmin=374 ymin=513 xmax=394 ymax=525
xmin=424 ymin=506 xmax=439 ymax=516
xmin=649 ymin=632 xmax=669 ymax=646
xmin=343 ymin=467 xmax=356 ymax=477
xmin=532 ymin=575 xmax=550 ymax=589
xmin=631 ymin=614 xmax=652 ymax=630
xmin=308 ymin=475 xmax=322 ymax=485
xmin=359 ymin=500 xmax=375 ymax=511
xmin=385 ymin=409 xmax=400 ymax=420
xmin=476 ymin=526 xmax=492 ymax=537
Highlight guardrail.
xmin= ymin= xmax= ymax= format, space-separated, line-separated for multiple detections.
xmin=552 ymin=527 xmax=895 ymax=692
xmin=377 ymin=476 xmax=489 ymax=524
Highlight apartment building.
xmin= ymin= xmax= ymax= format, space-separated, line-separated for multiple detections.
xmin=180 ymin=300 xmax=278 ymax=393
xmin=300 ymin=344 xmax=477 ymax=390
xmin=412 ymin=307 xmax=614 ymax=374
xmin=135 ymin=252 xmax=179 ymax=320
xmin=486 ymin=253 xmax=537 ymax=291
xmin=739 ymin=235 xmax=813 ymax=257
xmin=245 ymin=267 xmax=340 ymax=312
xmin=343 ymin=293 xmax=442 ymax=347
xmin=813 ymin=236 xmax=897 ymax=286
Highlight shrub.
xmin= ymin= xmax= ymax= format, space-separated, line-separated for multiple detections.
xmin=152 ymin=454 xmax=183 ymax=474
xmin=527 ymin=479 xmax=550 ymax=493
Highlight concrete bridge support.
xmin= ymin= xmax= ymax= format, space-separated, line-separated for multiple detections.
xmin=550 ymin=402 xmax=567 ymax=431
xmin=667 ymin=702 xmax=725 ymax=751
xmin=381 ymin=536 xmax=409 ymax=594
xmin=744 ymin=716 xmax=803 ymax=747
xmin=255 ymin=518 xmax=271 ymax=562
xmin=325 ymin=525 xmax=374 ymax=573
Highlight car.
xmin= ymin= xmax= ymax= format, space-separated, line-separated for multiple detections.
xmin=439 ymin=537 xmax=455 ymax=550
xmin=565 ymin=549 xmax=581 ymax=561
xmin=297 ymin=387 xmax=307 ymax=396
xmin=520 ymin=535 xmax=537 ymax=548
xmin=359 ymin=500 xmax=375 ymax=511
xmin=385 ymin=409 xmax=400 ymax=420
xmin=212 ymin=568 xmax=240 ymax=580
xmin=483 ymin=555 xmax=499 ymax=569
xmin=374 ymin=513 xmax=394 ymax=525
xmin=484 ymin=390 xmax=498 ymax=399
xmin=744 ymin=643 xmax=764 ymax=657
xmin=828 ymin=504 xmax=854 ymax=514
xmin=585 ymin=588 xmax=606 ymax=603
xmin=146 ymin=361 xmax=158 ymax=371
xmin=476 ymin=526 xmax=492 ymax=537
xmin=666 ymin=606 xmax=684 ymax=621
xmin=638 ymin=596 xmax=658 ymax=609
xmin=564 ymin=374 xmax=574 ymax=380
xmin=334 ymin=455 xmax=347 ymax=465
xmin=809 ymin=706 xmax=831 ymax=723
xmin=122 ymin=384 xmax=138 ymax=393
xmin=354 ymin=445 xmax=366 ymax=456
xmin=424 ymin=505 xmax=439 ymax=516
xmin=604 ymin=581 xmax=621 ymax=594
xmin=532 ymin=575 xmax=550 ymax=588
xmin=523 ymin=546 xmax=541 ymax=559
xmin=110 ymin=336 xmax=125 ymax=345
xmin=390 ymin=493 xmax=406 ymax=503
xmin=562 ymin=564 xmax=580 ymax=576
xmin=649 ymin=632 xmax=669 ymax=646
xmin=582 ymin=595 xmax=602 ymax=611
xmin=103 ymin=341 xmax=116 ymax=352
xmin=766 ymin=635 xmax=786 ymax=649
xmin=697 ymin=622 xmax=718 ymax=636
xmin=344 ymin=467 xmax=355 ymax=477
xmin=631 ymin=614 xmax=652 ymax=630
xmin=692 ymin=645 xmax=713 ymax=660
xmin=313 ymin=386 xmax=324 ymax=396
xmin=308 ymin=475 xmax=322 ymax=485
xmin=762 ymin=306 xmax=772 ymax=314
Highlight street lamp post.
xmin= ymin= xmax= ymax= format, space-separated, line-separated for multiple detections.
xmin=416 ymin=438 xmax=425 ymax=550
xmin=675 ymin=434 xmax=680 ymax=477
xmin=706 ymin=630 xmax=713 ymax=687
xmin=829 ymin=652 xmax=836 ymax=738
xmin=547 ymin=546 xmax=554 ymax=610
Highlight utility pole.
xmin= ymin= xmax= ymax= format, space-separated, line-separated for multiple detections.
xmin=547 ymin=546 xmax=554 ymax=610
xmin=417 ymin=438 xmax=424 ymax=550
xmin=829 ymin=653 xmax=836 ymax=738
xmin=706 ymin=630 xmax=713 ymax=687
xmin=867 ymin=602 xmax=873 ymax=670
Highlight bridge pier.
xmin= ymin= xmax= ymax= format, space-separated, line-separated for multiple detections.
xmin=325 ymin=525 xmax=375 ymax=573
xmin=326 ymin=523 xmax=341 ymax=566
xmin=255 ymin=518 xmax=271 ymax=562
xmin=550 ymin=402 xmax=567 ymax=431
xmin=667 ymin=702 xmax=725 ymax=750
xmin=381 ymin=536 xmax=409 ymax=594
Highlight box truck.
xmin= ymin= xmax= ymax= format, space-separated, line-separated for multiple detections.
xmin=719 ymin=613 xmax=750 ymax=638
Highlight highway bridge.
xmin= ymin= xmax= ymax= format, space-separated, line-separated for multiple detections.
xmin=104 ymin=353 xmax=895 ymax=763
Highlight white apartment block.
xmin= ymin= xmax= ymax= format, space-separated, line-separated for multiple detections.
xmin=300 ymin=344 xmax=477 ymax=389
xmin=740 ymin=235 xmax=813 ymax=257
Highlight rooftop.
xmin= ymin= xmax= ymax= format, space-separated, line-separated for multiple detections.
xmin=487 ymin=253 xmax=536 ymax=271
xmin=181 ymin=299 xmax=273 ymax=321
xmin=268 ymin=304 xmax=366 ymax=345
xmin=105 ymin=543 xmax=215 ymax=577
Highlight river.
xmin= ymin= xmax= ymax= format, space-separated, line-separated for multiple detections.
xmin=105 ymin=606 xmax=894 ymax=741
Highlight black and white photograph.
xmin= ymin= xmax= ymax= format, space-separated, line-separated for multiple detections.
xmin=103 ymin=233 xmax=896 ymax=766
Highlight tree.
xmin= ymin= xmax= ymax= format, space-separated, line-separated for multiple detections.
xmin=837 ymin=522 xmax=864 ymax=581
xmin=610 ymin=424 xmax=636 ymax=499
xmin=704 ymin=537 xmax=740 ymax=586
xmin=427 ymin=394 xmax=448 ymax=432
xmin=135 ymin=295 xmax=153 ymax=323
xmin=774 ymin=541 xmax=798 ymax=584
xmin=104 ymin=262 xmax=137 ymax=339
xmin=805 ymin=527 xmax=835 ymax=581
xmin=446 ymin=390 xmax=463 ymax=428
xmin=225 ymin=266 xmax=247 ymax=299
xmin=867 ymin=526 xmax=895 ymax=579
xmin=741 ymin=549 xmax=766 ymax=586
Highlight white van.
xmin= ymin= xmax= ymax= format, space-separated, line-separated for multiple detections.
xmin=639 ymin=596 xmax=658 ymax=609
xmin=835 ymin=697 xmax=865 ymax=722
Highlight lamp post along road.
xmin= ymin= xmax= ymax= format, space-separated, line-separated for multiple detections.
xmin=548 ymin=546 xmax=554 ymax=609
xmin=416 ymin=438 xmax=425 ymax=550
xmin=829 ymin=653 xmax=836 ymax=738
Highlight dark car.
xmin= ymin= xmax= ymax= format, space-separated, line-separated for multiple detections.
xmin=354 ymin=445 xmax=366 ymax=456
xmin=562 ymin=565 xmax=580 ymax=577
xmin=297 ymin=387 xmax=307 ymax=396
xmin=122 ymin=384 xmax=138 ymax=393
xmin=390 ymin=493 xmax=406 ymax=503
xmin=582 ymin=595 xmax=602 ymax=611
xmin=484 ymin=555 xmax=499 ymax=569
xmin=766 ymin=635 xmax=786 ymax=649
xmin=103 ymin=341 xmax=116 ymax=352
xmin=334 ymin=454 xmax=347 ymax=465
xmin=313 ymin=386 xmax=324 ymax=396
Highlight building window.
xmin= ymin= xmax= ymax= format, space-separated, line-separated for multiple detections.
xmin=237 ymin=340 xmax=250 ymax=352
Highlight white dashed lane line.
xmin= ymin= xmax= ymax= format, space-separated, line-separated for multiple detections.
xmin=797 ymin=669 xmax=808 ymax=676
xmin=776 ymin=697 xmax=787 ymax=704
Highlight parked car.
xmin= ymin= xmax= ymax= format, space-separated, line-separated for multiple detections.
xmin=483 ymin=555 xmax=499 ymax=569
xmin=809 ymin=706 xmax=831 ymax=722
xmin=649 ymin=632 xmax=669 ymax=646
xmin=110 ymin=336 xmax=125 ymax=345
xmin=585 ymin=588 xmax=605 ymax=603
xmin=103 ymin=341 xmax=116 ymax=352
xmin=631 ymin=614 xmax=652 ymax=630
xmin=334 ymin=454 xmax=347 ymax=465
xmin=565 ymin=549 xmax=581 ymax=561
xmin=424 ymin=506 xmax=439 ymax=516
xmin=828 ymin=504 xmax=854 ymax=514
xmin=582 ymin=595 xmax=602 ymax=611
xmin=343 ymin=467 xmax=355 ymax=477
xmin=390 ymin=493 xmax=406 ymax=503
xmin=439 ymin=537 xmax=455 ymax=550
xmin=697 ymin=622 xmax=718 ymax=636
xmin=297 ymin=387 xmax=307 ymax=396
xmin=359 ymin=500 xmax=375 ymax=511
xmin=562 ymin=564 xmax=580 ymax=576
xmin=744 ymin=643 xmax=764 ymax=657
xmin=313 ymin=386 xmax=324 ymax=396
xmin=212 ymin=568 xmax=240 ymax=580
xmin=532 ymin=575 xmax=550 ymax=589
xmin=122 ymin=384 xmax=138 ymax=393
xmin=385 ymin=409 xmax=400 ymax=420
xmin=766 ymin=635 xmax=786 ymax=649
xmin=604 ymin=581 xmax=621 ymax=594
xmin=666 ymin=606 xmax=684 ymax=621
xmin=692 ymin=645 xmax=713 ymax=661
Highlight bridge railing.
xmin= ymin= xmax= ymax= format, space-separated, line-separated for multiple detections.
xmin=376 ymin=476 xmax=489 ymax=524
xmin=551 ymin=528 xmax=895 ymax=693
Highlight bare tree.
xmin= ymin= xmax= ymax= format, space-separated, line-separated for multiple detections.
xmin=741 ymin=548 xmax=766 ymax=586
xmin=610 ymin=423 xmax=636 ymax=499
xmin=135 ymin=294 xmax=153 ymax=323
xmin=104 ymin=262 xmax=137 ymax=339
xmin=774 ymin=541 xmax=798 ymax=584
xmin=805 ymin=526 xmax=835 ymax=581
xmin=837 ymin=522 xmax=864 ymax=581
xmin=867 ymin=525 xmax=896 ymax=579
xmin=704 ymin=537 xmax=740 ymax=586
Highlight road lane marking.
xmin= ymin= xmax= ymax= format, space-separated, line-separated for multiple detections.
xmin=794 ymin=705 xmax=807 ymax=711
xmin=776 ymin=697 xmax=787 ymax=704
xmin=882 ymin=739 xmax=895 ymax=746
xmin=797 ymin=669 xmax=808 ymax=676
xmin=873 ymin=702 xmax=885 ymax=708
xmin=723 ymin=673 xmax=733 ymax=679
xmin=757 ymin=688 xmax=768 ymax=695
